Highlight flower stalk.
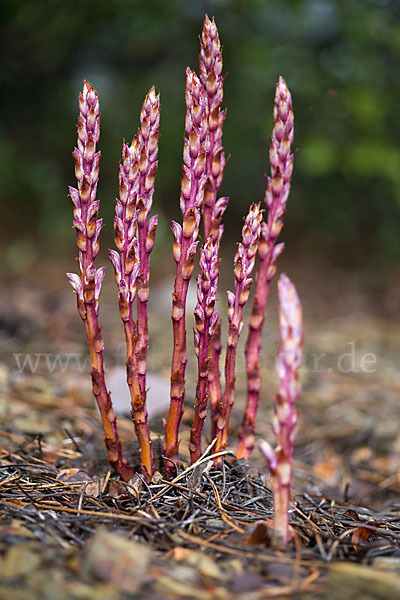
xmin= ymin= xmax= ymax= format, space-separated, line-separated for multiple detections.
xmin=163 ymin=68 xmax=207 ymax=472
xmin=258 ymin=273 xmax=302 ymax=545
xmin=136 ymin=88 xmax=160 ymax=398
xmin=189 ymin=236 xmax=220 ymax=463
xmin=214 ymin=204 xmax=263 ymax=461
xmin=198 ymin=15 xmax=228 ymax=439
xmin=238 ymin=77 xmax=294 ymax=459
xmin=109 ymin=88 xmax=159 ymax=481
xmin=199 ymin=14 xmax=227 ymax=242
xmin=67 ymin=81 xmax=133 ymax=482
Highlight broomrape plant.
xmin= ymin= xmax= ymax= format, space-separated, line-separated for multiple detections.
xmin=67 ymin=15 xmax=302 ymax=541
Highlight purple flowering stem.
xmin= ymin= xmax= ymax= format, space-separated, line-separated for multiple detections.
xmin=136 ymin=88 xmax=160 ymax=398
xmin=109 ymin=92 xmax=159 ymax=481
xmin=214 ymin=204 xmax=262 ymax=461
xmin=163 ymin=69 xmax=207 ymax=474
xmin=198 ymin=16 xmax=228 ymax=439
xmin=209 ymin=318 xmax=222 ymax=441
xmin=189 ymin=238 xmax=219 ymax=463
xmin=238 ymin=77 xmax=294 ymax=460
xmin=258 ymin=273 xmax=302 ymax=545
xmin=199 ymin=15 xmax=226 ymax=242
xmin=67 ymin=81 xmax=133 ymax=482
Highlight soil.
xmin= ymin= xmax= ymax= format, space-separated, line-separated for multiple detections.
xmin=0 ymin=255 xmax=399 ymax=598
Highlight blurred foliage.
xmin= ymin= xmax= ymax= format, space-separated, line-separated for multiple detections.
xmin=1 ymin=0 xmax=400 ymax=268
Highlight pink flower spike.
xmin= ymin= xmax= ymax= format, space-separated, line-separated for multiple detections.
xmin=238 ymin=77 xmax=294 ymax=460
xmin=214 ymin=203 xmax=262 ymax=460
xmin=189 ymin=236 xmax=220 ymax=463
xmin=163 ymin=65 xmax=208 ymax=474
xmin=109 ymin=88 xmax=160 ymax=481
xmin=261 ymin=273 xmax=303 ymax=546
xmin=199 ymin=15 xmax=228 ymax=243
xmin=67 ymin=80 xmax=133 ymax=482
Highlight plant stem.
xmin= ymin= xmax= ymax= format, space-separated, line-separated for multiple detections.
xmin=214 ymin=204 xmax=262 ymax=462
xmin=238 ymin=77 xmax=294 ymax=459
xmin=189 ymin=237 xmax=220 ymax=463
xmin=67 ymin=81 xmax=133 ymax=481
xmin=163 ymin=69 xmax=207 ymax=473
xmin=109 ymin=87 xmax=159 ymax=481
xmin=209 ymin=318 xmax=222 ymax=441
xmin=258 ymin=273 xmax=303 ymax=545
xmin=136 ymin=88 xmax=160 ymax=398
xmin=198 ymin=16 xmax=228 ymax=438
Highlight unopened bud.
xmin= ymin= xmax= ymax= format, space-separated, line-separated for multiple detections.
xmin=194 ymin=151 xmax=206 ymax=178
xmin=79 ymin=175 xmax=91 ymax=202
xmin=203 ymin=178 xmax=214 ymax=207
xmin=145 ymin=165 xmax=156 ymax=193
xmin=182 ymin=256 xmax=195 ymax=279
xmin=84 ymin=280 xmax=95 ymax=305
xmin=75 ymin=230 xmax=87 ymax=252
xmin=114 ymin=218 xmax=125 ymax=251
xmin=234 ymin=257 xmax=244 ymax=282
xmin=209 ymin=105 xmax=220 ymax=132
xmin=172 ymin=240 xmax=181 ymax=263
xmin=212 ymin=149 xmax=222 ymax=178
xmin=206 ymin=72 xmax=217 ymax=96
xmin=118 ymin=295 xmax=130 ymax=321
xmin=183 ymin=208 xmax=197 ymax=237
xmin=239 ymin=283 xmax=251 ymax=306
xmin=189 ymin=131 xmax=200 ymax=158
xmin=181 ymin=169 xmax=191 ymax=200
xmin=138 ymin=286 xmax=149 ymax=302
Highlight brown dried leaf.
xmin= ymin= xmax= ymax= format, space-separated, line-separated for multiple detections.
xmin=243 ymin=520 xmax=272 ymax=547
xmin=108 ymin=480 xmax=128 ymax=499
xmin=85 ymin=478 xmax=103 ymax=497
xmin=56 ymin=468 xmax=90 ymax=484
xmin=351 ymin=521 xmax=377 ymax=550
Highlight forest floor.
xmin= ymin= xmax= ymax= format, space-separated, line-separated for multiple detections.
xmin=0 ymin=254 xmax=399 ymax=599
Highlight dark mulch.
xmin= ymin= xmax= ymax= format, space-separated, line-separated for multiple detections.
xmin=1 ymin=265 xmax=400 ymax=598
xmin=0 ymin=418 xmax=399 ymax=599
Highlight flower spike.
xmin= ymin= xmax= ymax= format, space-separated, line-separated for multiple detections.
xmin=109 ymin=88 xmax=160 ymax=480
xmin=259 ymin=273 xmax=303 ymax=545
xmin=67 ymin=81 xmax=133 ymax=481
xmin=238 ymin=77 xmax=294 ymax=459
xmin=163 ymin=68 xmax=207 ymax=473
xmin=214 ymin=203 xmax=263 ymax=460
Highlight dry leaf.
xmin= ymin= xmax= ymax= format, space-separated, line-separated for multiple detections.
xmin=351 ymin=521 xmax=377 ymax=550
xmin=108 ymin=480 xmax=128 ymax=499
xmin=56 ymin=468 xmax=90 ymax=484
xmin=243 ymin=520 xmax=272 ymax=547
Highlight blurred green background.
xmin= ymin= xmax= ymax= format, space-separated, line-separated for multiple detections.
xmin=1 ymin=0 xmax=400 ymax=273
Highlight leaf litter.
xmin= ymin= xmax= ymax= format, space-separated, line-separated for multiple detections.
xmin=1 ymin=271 xmax=400 ymax=598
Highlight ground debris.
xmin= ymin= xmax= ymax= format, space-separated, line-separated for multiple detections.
xmin=0 ymin=435 xmax=399 ymax=599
